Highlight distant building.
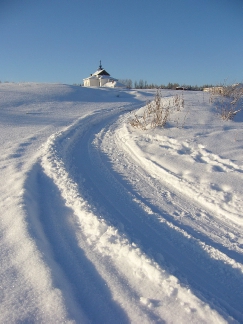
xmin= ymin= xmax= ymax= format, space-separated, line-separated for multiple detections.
xmin=176 ymin=87 xmax=187 ymax=90
xmin=203 ymin=86 xmax=224 ymax=93
xmin=83 ymin=61 xmax=125 ymax=88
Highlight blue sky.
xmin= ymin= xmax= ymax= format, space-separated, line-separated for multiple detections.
xmin=1 ymin=0 xmax=243 ymax=86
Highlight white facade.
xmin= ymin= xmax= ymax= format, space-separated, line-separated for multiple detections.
xmin=84 ymin=76 xmax=99 ymax=87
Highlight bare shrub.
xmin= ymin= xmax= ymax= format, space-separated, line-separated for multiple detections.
xmin=130 ymin=90 xmax=185 ymax=130
xmin=210 ymin=84 xmax=243 ymax=121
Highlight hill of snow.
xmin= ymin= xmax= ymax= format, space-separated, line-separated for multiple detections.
xmin=0 ymin=83 xmax=243 ymax=323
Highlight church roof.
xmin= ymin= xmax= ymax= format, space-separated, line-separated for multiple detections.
xmin=83 ymin=73 xmax=115 ymax=81
xmin=91 ymin=61 xmax=110 ymax=76
xmin=92 ymin=69 xmax=110 ymax=76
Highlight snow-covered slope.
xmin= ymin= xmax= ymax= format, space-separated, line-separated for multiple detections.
xmin=0 ymin=83 xmax=242 ymax=323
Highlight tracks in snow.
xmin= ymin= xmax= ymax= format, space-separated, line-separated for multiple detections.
xmin=26 ymin=105 xmax=243 ymax=323
xmin=108 ymin=117 xmax=243 ymax=261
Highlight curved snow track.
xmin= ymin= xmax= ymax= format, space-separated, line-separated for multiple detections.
xmin=25 ymin=104 xmax=243 ymax=323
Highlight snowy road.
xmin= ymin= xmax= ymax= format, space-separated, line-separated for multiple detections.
xmin=1 ymin=83 xmax=243 ymax=323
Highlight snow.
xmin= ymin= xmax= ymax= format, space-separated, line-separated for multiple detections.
xmin=0 ymin=82 xmax=243 ymax=323
xmin=92 ymin=69 xmax=107 ymax=76
xmin=103 ymin=81 xmax=126 ymax=88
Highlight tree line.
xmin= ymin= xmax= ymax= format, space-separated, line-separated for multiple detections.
xmin=118 ymin=79 xmax=214 ymax=91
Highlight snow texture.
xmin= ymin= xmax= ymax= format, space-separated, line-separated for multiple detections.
xmin=0 ymin=83 xmax=243 ymax=323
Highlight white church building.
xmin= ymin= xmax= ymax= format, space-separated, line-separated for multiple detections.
xmin=83 ymin=61 xmax=125 ymax=88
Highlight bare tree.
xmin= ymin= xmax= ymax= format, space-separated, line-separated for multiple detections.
xmin=118 ymin=79 xmax=133 ymax=89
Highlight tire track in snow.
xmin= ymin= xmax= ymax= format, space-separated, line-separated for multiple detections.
xmin=24 ymin=111 xmax=134 ymax=323
xmin=117 ymin=115 xmax=243 ymax=227
xmin=91 ymin=113 xmax=243 ymax=321
xmin=115 ymin=122 xmax=243 ymax=226
xmin=28 ymin=106 xmax=240 ymax=322
xmin=110 ymin=121 xmax=243 ymax=264
xmin=32 ymin=163 xmax=130 ymax=323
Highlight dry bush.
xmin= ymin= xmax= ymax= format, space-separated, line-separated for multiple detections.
xmin=130 ymin=90 xmax=185 ymax=130
xmin=218 ymin=102 xmax=242 ymax=121
xmin=210 ymin=84 xmax=243 ymax=121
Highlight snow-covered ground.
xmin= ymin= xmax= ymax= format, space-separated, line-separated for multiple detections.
xmin=0 ymin=83 xmax=243 ymax=323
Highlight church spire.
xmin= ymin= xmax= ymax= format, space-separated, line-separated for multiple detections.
xmin=99 ymin=60 xmax=102 ymax=70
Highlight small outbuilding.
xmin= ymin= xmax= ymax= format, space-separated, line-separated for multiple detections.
xmin=83 ymin=61 xmax=125 ymax=88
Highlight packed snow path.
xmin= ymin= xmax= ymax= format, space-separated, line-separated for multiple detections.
xmin=1 ymin=83 xmax=243 ymax=323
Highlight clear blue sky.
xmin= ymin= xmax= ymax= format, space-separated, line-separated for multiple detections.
xmin=1 ymin=0 xmax=243 ymax=86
